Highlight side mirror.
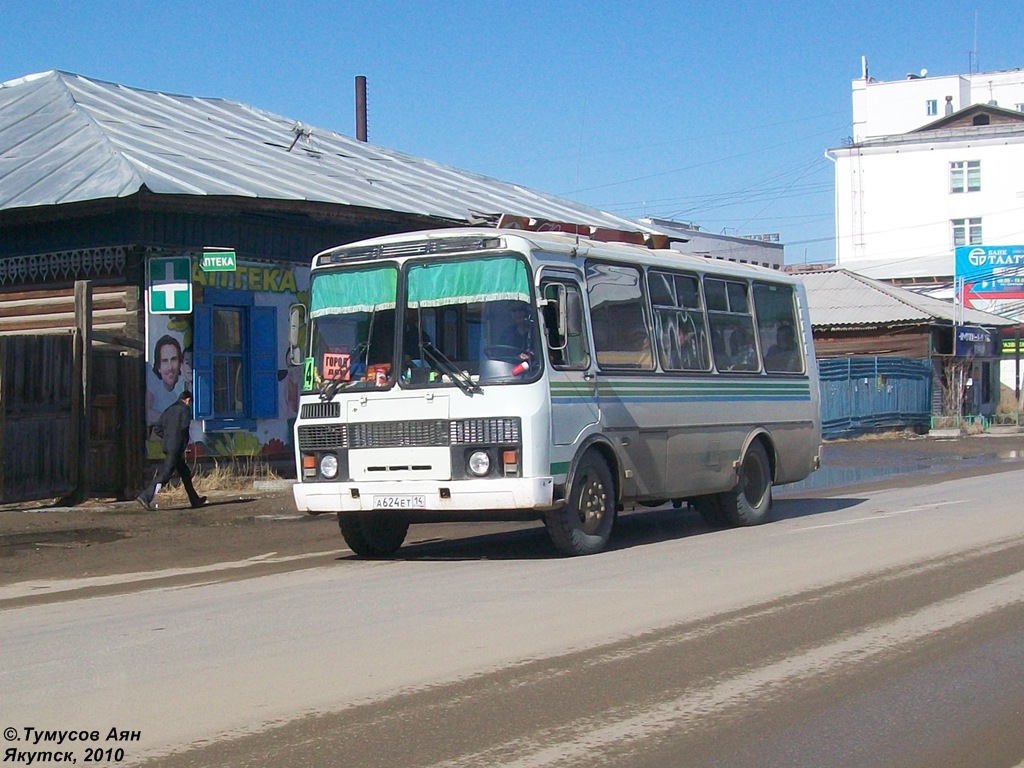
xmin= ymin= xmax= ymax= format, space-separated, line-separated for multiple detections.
xmin=541 ymin=283 xmax=568 ymax=351
xmin=565 ymin=289 xmax=583 ymax=337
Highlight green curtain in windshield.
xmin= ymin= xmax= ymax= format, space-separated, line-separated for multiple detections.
xmin=310 ymin=268 xmax=397 ymax=317
xmin=407 ymin=257 xmax=530 ymax=308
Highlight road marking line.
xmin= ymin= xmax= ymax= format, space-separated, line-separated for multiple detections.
xmin=785 ymin=500 xmax=966 ymax=533
xmin=0 ymin=550 xmax=340 ymax=603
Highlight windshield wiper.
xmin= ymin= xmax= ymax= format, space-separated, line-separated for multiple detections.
xmin=419 ymin=341 xmax=480 ymax=395
xmin=318 ymin=378 xmax=361 ymax=402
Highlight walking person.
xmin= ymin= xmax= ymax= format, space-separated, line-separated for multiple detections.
xmin=137 ymin=390 xmax=206 ymax=510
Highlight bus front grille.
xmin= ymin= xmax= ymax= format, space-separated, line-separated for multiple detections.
xmin=297 ymin=424 xmax=348 ymax=451
xmin=349 ymin=420 xmax=450 ymax=448
xmin=300 ymin=402 xmax=341 ymax=419
xmin=298 ymin=417 xmax=521 ymax=452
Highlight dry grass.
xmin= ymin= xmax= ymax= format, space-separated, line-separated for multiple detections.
xmin=834 ymin=428 xmax=922 ymax=442
xmin=156 ymin=459 xmax=284 ymax=502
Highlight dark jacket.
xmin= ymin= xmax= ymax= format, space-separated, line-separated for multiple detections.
xmin=155 ymin=399 xmax=193 ymax=456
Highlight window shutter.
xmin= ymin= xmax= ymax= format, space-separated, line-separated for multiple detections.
xmin=251 ymin=306 xmax=278 ymax=419
xmin=192 ymin=304 xmax=214 ymax=419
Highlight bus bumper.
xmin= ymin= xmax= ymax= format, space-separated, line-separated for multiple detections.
xmin=293 ymin=477 xmax=555 ymax=515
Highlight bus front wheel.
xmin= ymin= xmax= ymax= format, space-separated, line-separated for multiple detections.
xmin=720 ymin=441 xmax=772 ymax=526
xmin=338 ymin=512 xmax=409 ymax=557
xmin=546 ymin=453 xmax=616 ymax=556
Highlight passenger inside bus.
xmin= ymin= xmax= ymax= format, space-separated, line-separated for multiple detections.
xmin=676 ymin=318 xmax=704 ymax=370
xmin=764 ymin=323 xmax=800 ymax=372
xmin=727 ymin=327 xmax=758 ymax=371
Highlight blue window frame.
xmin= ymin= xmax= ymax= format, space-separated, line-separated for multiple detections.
xmin=193 ymin=290 xmax=278 ymax=429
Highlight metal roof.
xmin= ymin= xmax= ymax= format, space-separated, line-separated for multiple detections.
xmin=799 ymin=269 xmax=1015 ymax=328
xmin=0 ymin=71 xmax=660 ymax=235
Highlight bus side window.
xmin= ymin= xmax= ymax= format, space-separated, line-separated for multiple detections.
xmin=706 ymin=278 xmax=759 ymax=372
xmin=753 ymin=282 xmax=803 ymax=374
xmin=649 ymin=270 xmax=710 ymax=372
xmin=586 ymin=262 xmax=653 ymax=370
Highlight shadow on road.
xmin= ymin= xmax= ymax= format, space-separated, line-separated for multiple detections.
xmin=341 ymin=495 xmax=868 ymax=562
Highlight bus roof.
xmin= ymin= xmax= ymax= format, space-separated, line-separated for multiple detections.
xmin=314 ymin=228 xmax=800 ymax=285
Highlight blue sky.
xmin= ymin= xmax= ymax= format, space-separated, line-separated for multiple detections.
xmin=4 ymin=0 xmax=1022 ymax=263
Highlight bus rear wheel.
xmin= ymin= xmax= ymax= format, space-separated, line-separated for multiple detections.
xmin=720 ymin=441 xmax=772 ymax=526
xmin=338 ymin=512 xmax=409 ymax=557
xmin=546 ymin=452 xmax=616 ymax=556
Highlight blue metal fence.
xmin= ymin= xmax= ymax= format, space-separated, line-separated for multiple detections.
xmin=818 ymin=357 xmax=933 ymax=439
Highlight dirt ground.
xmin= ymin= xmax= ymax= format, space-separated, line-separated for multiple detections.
xmin=3 ymin=431 xmax=1024 ymax=590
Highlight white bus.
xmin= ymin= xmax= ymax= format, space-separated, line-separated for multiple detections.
xmin=292 ymin=228 xmax=821 ymax=556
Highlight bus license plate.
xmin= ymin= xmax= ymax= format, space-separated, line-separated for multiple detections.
xmin=373 ymin=494 xmax=426 ymax=510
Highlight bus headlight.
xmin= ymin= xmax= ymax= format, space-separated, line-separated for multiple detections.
xmin=320 ymin=453 xmax=339 ymax=479
xmin=467 ymin=450 xmax=491 ymax=477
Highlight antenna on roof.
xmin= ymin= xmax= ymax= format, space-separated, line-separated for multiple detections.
xmin=288 ymin=123 xmax=312 ymax=152
xmin=574 ymin=98 xmax=587 ymax=248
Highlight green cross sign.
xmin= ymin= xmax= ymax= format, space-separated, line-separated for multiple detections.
xmin=148 ymin=257 xmax=193 ymax=314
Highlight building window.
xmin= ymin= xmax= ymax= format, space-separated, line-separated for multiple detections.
xmin=1016 ymin=103 xmax=1024 ymax=112
xmin=193 ymin=291 xmax=279 ymax=426
xmin=926 ymin=99 xmax=938 ymax=116
xmin=952 ymin=218 xmax=983 ymax=248
xmin=213 ymin=308 xmax=246 ymax=415
xmin=950 ymin=161 xmax=981 ymax=193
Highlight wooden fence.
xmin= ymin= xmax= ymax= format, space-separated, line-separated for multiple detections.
xmin=818 ymin=356 xmax=933 ymax=439
xmin=0 ymin=281 xmax=145 ymax=504
xmin=0 ymin=334 xmax=77 ymax=502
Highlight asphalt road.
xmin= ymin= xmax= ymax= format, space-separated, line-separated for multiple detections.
xmin=3 ymin=437 xmax=1024 ymax=767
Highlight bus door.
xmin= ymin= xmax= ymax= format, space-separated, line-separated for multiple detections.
xmin=540 ymin=273 xmax=599 ymax=445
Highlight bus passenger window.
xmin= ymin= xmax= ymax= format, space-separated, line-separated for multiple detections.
xmin=753 ymin=282 xmax=803 ymax=374
xmin=649 ymin=270 xmax=710 ymax=372
xmin=705 ymin=278 xmax=759 ymax=373
xmin=586 ymin=262 xmax=653 ymax=370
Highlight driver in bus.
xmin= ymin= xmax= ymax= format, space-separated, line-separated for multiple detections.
xmin=499 ymin=302 xmax=533 ymax=362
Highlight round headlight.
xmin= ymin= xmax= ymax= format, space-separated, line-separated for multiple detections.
xmin=467 ymin=450 xmax=491 ymax=477
xmin=319 ymin=453 xmax=339 ymax=479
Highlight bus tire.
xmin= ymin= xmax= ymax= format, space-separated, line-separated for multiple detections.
xmin=545 ymin=452 xmax=615 ymax=556
xmin=720 ymin=441 xmax=772 ymax=526
xmin=338 ymin=512 xmax=409 ymax=557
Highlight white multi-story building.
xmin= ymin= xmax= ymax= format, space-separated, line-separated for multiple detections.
xmin=827 ymin=59 xmax=1024 ymax=287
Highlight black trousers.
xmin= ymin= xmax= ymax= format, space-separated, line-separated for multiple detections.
xmin=145 ymin=449 xmax=201 ymax=506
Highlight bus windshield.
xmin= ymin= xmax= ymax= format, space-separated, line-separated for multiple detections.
xmin=307 ymin=255 xmax=540 ymax=393
xmin=308 ymin=264 xmax=399 ymax=390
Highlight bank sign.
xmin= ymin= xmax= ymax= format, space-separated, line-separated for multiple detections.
xmin=955 ymin=245 xmax=1024 ymax=298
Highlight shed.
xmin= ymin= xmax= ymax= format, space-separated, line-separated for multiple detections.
xmin=800 ymin=269 xmax=1015 ymax=419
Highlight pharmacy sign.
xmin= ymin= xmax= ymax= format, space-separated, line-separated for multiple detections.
xmin=148 ymin=257 xmax=193 ymax=314
xmin=200 ymin=249 xmax=237 ymax=272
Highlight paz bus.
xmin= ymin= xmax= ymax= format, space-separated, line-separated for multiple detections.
xmin=292 ymin=228 xmax=821 ymax=556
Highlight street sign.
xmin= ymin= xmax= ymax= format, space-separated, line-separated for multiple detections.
xmin=148 ymin=257 xmax=193 ymax=314
xmin=200 ymin=249 xmax=237 ymax=272
xmin=955 ymin=325 xmax=997 ymax=357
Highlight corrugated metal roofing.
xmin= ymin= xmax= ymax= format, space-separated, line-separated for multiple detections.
xmin=0 ymin=71 xmax=659 ymax=234
xmin=800 ymin=269 xmax=1015 ymax=328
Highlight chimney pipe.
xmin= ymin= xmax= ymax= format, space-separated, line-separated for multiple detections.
xmin=355 ymin=76 xmax=367 ymax=142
